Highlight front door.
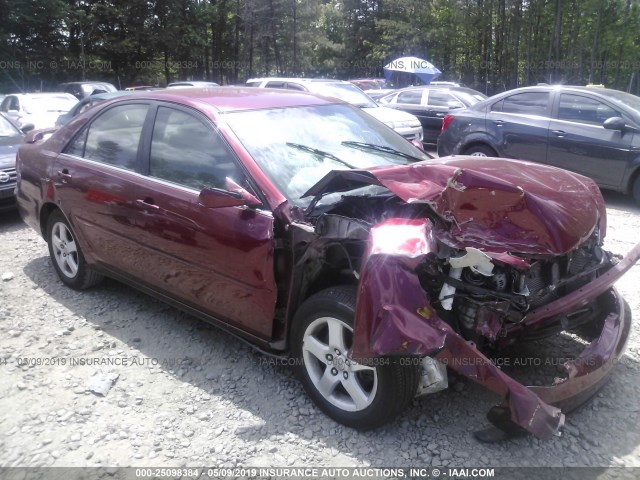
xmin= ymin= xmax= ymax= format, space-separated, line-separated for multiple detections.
xmin=546 ymin=93 xmax=635 ymax=189
xmin=133 ymin=105 xmax=276 ymax=337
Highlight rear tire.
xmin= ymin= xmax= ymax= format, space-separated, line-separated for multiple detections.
xmin=291 ymin=286 xmax=420 ymax=430
xmin=46 ymin=210 xmax=103 ymax=290
xmin=632 ymin=175 xmax=640 ymax=206
xmin=464 ymin=144 xmax=498 ymax=157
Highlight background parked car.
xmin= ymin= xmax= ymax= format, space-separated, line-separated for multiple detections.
xmin=437 ymin=85 xmax=640 ymax=204
xmin=378 ymin=85 xmax=487 ymax=143
xmin=0 ymin=113 xmax=32 ymax=211
xmin=60 ymin=81 xmax=117 ymax=100
xmin=55 ymin=91 xmax=136 ymax=127
xmin=0 ymin=93 xmax=78 ymax=130
xmin=247 ymin=77 xmax=423 ymax=142
xmin=167 ymin=81 xmax=219 ymax=88
xmin=124 ymin=86 xmax=163 ymax=91
xmin=349 ymin=78 xmax=395 ymax=100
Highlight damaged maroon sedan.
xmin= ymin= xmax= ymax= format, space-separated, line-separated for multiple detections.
xmin=16 ymin=88 xmax=639 ymax=441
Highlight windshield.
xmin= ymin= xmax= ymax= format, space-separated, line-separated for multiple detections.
xmin=23 ymin=96 xmax=77 ymax=114
xmin=305 ymin=83 xmax=378 ymax=108
xmin=455 ymin=89 xmax=487 ymax=105
xmin=0 ymin=115 xmax=20 ymax=136
xmin=224 ymin=103 xmax=430 ymax=207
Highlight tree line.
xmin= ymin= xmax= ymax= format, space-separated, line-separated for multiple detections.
xmin=1 ymin=0 xmax=639 ymax=96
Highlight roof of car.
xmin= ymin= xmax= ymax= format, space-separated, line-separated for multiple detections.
xmin=167 ymin=81 xmax=220 ymax=87
xmin=5 ymin=93 xmax=78 ymax=99
xmin=247 ymin=77 xmax=348 ymax=85
xmin=494 ymin=85 xmax=621 ymax=95
xmin=111 ymin=86 xmax=341 ymax=112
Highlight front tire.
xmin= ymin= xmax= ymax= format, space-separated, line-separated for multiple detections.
xmin=46 ymin=210 xmax=103 ymax=290
xmin=291 ymin=286 xmax=420 ymax=430
xmin=464 ymin=144 xmax=498 ymax=157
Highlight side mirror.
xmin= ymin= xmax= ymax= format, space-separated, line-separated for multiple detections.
xmin=224 ymin=177 xmax=262 ymax=207
xmin=198 ymin=188 xmax=247 ymax=208
xmin=20 ymin=123 xmax=35 ymax=133
xmin=25 ymin=127 xmax=57 ymax=144
xmin=603 ymin=116 xmax=640 ymax=134
xmin=603 ymin=116 xmax=626 ymax=131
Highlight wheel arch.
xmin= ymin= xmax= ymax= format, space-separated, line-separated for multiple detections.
xmin=625 ymin=162 xmax=640 ymax=195
xmin=284 ymin=247 xmax=360 ymax=348
xmin=461 ymin=140 xmax=500 ymax=156
xmin=39 ymin=202 xmax=61 ymax=237
xmin=454 ymin=130 xmax=502 ymax=156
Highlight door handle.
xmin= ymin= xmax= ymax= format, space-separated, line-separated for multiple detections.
xmin=551 ymin=130 xmax=566 ymax=137
xmin=493 ymin=120 xmax=505 ymax=126
xmin=135 ymin=198 xmax=160 ymax=211
xmin=57 ymin=169 xmax=72 ymax=183
xmin=436 ymin=113 xmax=445 ymax=117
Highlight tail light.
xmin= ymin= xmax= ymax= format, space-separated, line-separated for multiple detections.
xmin=441 ymin=114 xmax=454 ymax=134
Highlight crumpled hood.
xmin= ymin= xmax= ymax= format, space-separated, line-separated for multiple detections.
xmin=303 ymin=157 xmax=606 ymax=256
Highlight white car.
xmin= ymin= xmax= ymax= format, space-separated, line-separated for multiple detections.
xmin=246 ymin=78 xmax=423 ymax=142
xmin=0 ymin=93 xmax=78 ymax=130
xmin=167 ymin=81 xmax=220 ymax=88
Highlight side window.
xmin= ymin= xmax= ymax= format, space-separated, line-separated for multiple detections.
xmin=501 ymin=92 xmax=550 ymax=116
xmin=490 ymin=99 xmax=504 ymax=112
xmin=427 ymin=91 xmax=457 ymax=107
xmin=558 ymin=94 xmax=620 ymax=125
xmin=66 ymin=128 xmax=88 ymax=157
xmin=149 ymin=107 xmax=245 ymax=191
xmin=80 ymin=104 xmax=148 ymax=169
xmin=397 ymin=90 xmax=422 ymax=105
xmin=4 ymin=97 xmax=20 ymax=112
xmin=285 ymin=83 xmax=305 ymax=91
xmin=265 ymin=81 xmax=285 ymax=89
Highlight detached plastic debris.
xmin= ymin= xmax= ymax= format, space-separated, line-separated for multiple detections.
xmin=87 ymin=372 xmax=119 ymax=396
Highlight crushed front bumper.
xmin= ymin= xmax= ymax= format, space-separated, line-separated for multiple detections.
xmin=350 ymin=219 xmax=638 ymax=439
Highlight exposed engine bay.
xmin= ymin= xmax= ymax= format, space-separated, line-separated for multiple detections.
xmin=301 ymin=193 xmax=616 ymax=354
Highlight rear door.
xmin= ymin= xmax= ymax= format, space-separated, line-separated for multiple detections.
xmin=422 ymin=89 xmax=463 ymax=143
xmin=546 ymin=93 xmax=635 ymax=189
xmin=52 ymin=102 xmax=153 ymax=273
xmin=486 ymin=91 xmax=552 ymax=161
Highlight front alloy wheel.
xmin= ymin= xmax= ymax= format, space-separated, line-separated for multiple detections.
xmin=302 ymin=316 xmax=377 ymax=412
xmin=292 ymin=286 xmax=420 ymax=430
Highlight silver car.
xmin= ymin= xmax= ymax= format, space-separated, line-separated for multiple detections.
xmin=246 ymin=77 xmax=424 ymax=142
xmin=0 ymin=93 xmax=78 ymax=130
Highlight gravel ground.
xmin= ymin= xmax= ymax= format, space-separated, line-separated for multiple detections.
xmin=0 ymin=191 xmax=639 ymax=471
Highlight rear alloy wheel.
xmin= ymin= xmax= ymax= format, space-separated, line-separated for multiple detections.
xmin=47 ymin=210 xmax=103 ymax=290
xmin=464 ymin=145 xmax=497 ymax=157
xmin=291 ymin=287 xmax=420 ymax=430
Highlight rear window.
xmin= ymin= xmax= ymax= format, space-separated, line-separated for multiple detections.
xmin=499 ymin=92 xmax=550 ymax=116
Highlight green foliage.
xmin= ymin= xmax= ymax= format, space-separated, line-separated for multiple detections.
xmin=1 ymin=0 xmax=639 ymax=94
